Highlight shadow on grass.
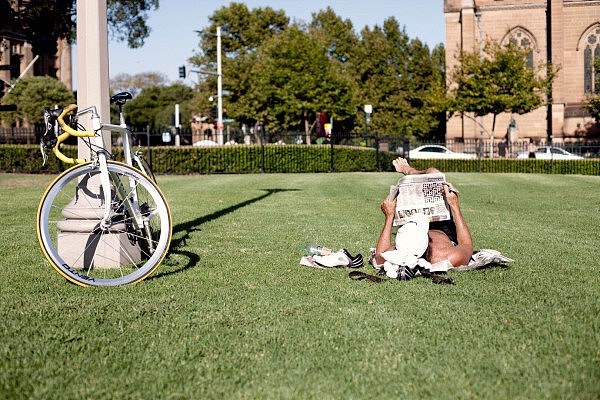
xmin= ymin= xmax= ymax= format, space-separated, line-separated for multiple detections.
xmin=148 ymin=188 xmax=299 ymax=281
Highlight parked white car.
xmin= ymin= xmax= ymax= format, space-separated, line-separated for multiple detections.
xmin=193 ymin=140 xmax=219 ymax=147
xmin=516 ymin=146 xmax=583 ymax=160
xmin=409 ymin=145 xmax=476 ymax=159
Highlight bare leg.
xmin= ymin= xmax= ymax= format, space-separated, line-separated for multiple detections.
xmin=393 ymin=157 xmax=440 ymax=175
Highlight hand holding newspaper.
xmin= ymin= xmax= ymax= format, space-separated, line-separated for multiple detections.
xmin=389 ymin=173 xmax=451 ymax=226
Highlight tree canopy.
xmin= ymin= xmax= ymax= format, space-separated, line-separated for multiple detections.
xmin=124 ymin=83 xmax=194 ymax=130
xmin=447 ymin=41 xmax=556 ymax=139
xmin=110 ymin=72 xmax=169 ymax=97
xmin=1 ymin=0 xmax=159 ymax=55
xmin=189 ymin=4 xmax=445 ymax=140
xmin=1 ymin=76 xmax=76 ymax=125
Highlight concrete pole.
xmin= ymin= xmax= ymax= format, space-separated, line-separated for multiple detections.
xmin=76 ymin=0 xmax=110 ymax=160
xmin=57 ymin=1 xmax=141 ymax=269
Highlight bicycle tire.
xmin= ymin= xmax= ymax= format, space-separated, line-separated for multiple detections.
xmin=37 ymin=161 xmax=172 ymax=287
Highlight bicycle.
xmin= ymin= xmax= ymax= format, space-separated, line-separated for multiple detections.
xmin=37 ymin=92 xmax=172 ymax=287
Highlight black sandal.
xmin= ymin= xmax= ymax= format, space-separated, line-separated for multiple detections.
xmin=348 ymin=271 xmax=385 ymax=283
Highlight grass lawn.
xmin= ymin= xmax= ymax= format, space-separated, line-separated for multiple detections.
xmin=0 ymin=171 xmax=598 ymax=399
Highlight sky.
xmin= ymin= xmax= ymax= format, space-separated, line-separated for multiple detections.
xmin=77 ymin=1 xmax=445 ymax=86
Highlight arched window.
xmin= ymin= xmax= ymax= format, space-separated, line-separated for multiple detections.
xmin=583 ymin=27 xmax=600 ymax=94
xmin=503 ymin=28 xmax=535 ymax=68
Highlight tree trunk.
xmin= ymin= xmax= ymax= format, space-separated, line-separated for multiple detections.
xmin=490 ymin=114 xmax=497 ymax=159
xmin=303 ymin=110 xmax=311 ymax=145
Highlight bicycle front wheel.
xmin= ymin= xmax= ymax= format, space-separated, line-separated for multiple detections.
xmin=37 ymin=161 xmax=172 ymax=287
xmin=132 ymin=152 xmax=156 ymax=182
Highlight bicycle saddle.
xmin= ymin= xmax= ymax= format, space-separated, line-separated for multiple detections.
xmin=110 ymin=92 xmax=133 ymax=105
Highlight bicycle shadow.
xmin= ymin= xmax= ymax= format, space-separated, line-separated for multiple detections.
xmin=148 ymin=188 xmax=298 ymax=280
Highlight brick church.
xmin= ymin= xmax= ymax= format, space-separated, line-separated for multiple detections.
xmin=445 ymin=0 xmax=600 ymax=145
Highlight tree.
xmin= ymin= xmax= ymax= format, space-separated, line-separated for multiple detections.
xmin=427 ymin=44 xmax=448 ymax=141
xmin=447 ymin=40 xmax=556 ymax=156
xmin=190 ymin=4 xmax=447 ymax=139
xmin=110 ymin=72 xmax=169 ymax=97
xmin=7 ymin=0 xmax=74 ymax=57
xmin=395 ymin=38 xmax=447 ymax=140
xmin=237 ymin=25 xmax=356 ymax=139
xmin=308 ymin=7 xmax=358 ymax=64
xmin=3 ymin=0 xmax=159 ymax=55
xmin=188 ymin=3 xmax=290 ymax=137
xmin=0 ymin=76 xmax=75 ymax=125
xmin=106 ymin=0 xmax=160 ymax=48
xmin=191 ymin=2 xmax=289 ymax=63
xmin=353 ymin=18 xmax=442 ymax=139
xmin=306 ymin=8 xmax=360 ymax=137
xmin=124 ymin=83 xmax=194 ymax=130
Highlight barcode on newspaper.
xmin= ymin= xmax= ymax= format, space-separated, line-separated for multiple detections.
xmin=422 ymin=182 xmax=444 ymax=203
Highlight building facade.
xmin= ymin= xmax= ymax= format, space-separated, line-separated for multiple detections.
xmin=0 ymin=1 xmax=72 ymax=96
xmin=445 ymin=0 xmax=600 ymax=147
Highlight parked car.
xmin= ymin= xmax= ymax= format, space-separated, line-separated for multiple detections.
xmin=193 ymin=139 xmax=219 ymax=147
xmin=516 ymin=146 xmax=583 ymax=160
xmin=408 ymin=145 xmax=476 ymax=159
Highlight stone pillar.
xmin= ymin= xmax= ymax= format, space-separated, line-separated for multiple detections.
xmin=56 ymin=0 xmax=141 ymax=269
xmin=76 ymin=0 xmax=110 ymax=157
xmin=56 ymin=38 xmax=73 ymax=91
xmin=549 ymin=0 xmax=564 ymax=139
xmin=0 ymin=39 xmax=10 ymax=85
xmin=445 ymin=8 xmax=463 ymax=141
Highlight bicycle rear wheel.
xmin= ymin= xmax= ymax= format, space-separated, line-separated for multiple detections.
xmin=37 ymin=161 xmax=172 ymax=287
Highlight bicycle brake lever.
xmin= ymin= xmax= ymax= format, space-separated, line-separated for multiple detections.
xmin=40 ymin=142 xmax=48 ymax=166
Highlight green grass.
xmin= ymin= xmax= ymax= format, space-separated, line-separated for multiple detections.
xmin=0 ymin=172 xmax=598 ymax=399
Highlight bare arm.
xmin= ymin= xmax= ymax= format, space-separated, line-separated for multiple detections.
xmin=374 ymin=197 xmax=397 ymax=265
xmin=393 ymin=157 xmax=440 ymax=175
xmin=445 ymin=185 xmax=473 ymax=267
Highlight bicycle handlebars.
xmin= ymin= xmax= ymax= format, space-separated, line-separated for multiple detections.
xmin=43 ymin=95 xmax=133 ymax=165
xmin=53 ymin=104 xmax=96 ymax=164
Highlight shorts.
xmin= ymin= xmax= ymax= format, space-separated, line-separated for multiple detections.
xmin=429 ymin=219 xmax=458 ymax=244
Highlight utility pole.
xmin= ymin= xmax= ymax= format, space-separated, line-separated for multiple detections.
xmin=216 ymin=26 xmax=223 ymax=145
xmin=191 ymin=26 xmax=223 ymax=144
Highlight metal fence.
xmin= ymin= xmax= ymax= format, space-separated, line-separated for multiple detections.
xmin=2 ymin=126 xmax=599 ymax=169
xmin=129 ymin=128 xmax=600 ymax=160
xmin=0 ymin=126 xmax=46 ymax=145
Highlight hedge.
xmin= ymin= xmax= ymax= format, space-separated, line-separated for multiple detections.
xmin=1 ymin=144 xmax=598 ymax=175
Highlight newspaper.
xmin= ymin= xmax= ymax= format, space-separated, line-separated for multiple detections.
xmin=388 ymin=173 xmax=451 ymax=226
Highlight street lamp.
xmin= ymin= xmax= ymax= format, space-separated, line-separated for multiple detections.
xmin=364 ymin=104 xmax=372 ymax=146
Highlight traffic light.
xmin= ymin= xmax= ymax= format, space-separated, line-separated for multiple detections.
xmin=209 ymin=104 xmax=218 ymax=119
xmin=178 ymin=65 xmax=186 ymax=79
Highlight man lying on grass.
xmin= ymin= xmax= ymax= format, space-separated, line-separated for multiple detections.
xmin=371 ymin=157 xmax=473 ymax=280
